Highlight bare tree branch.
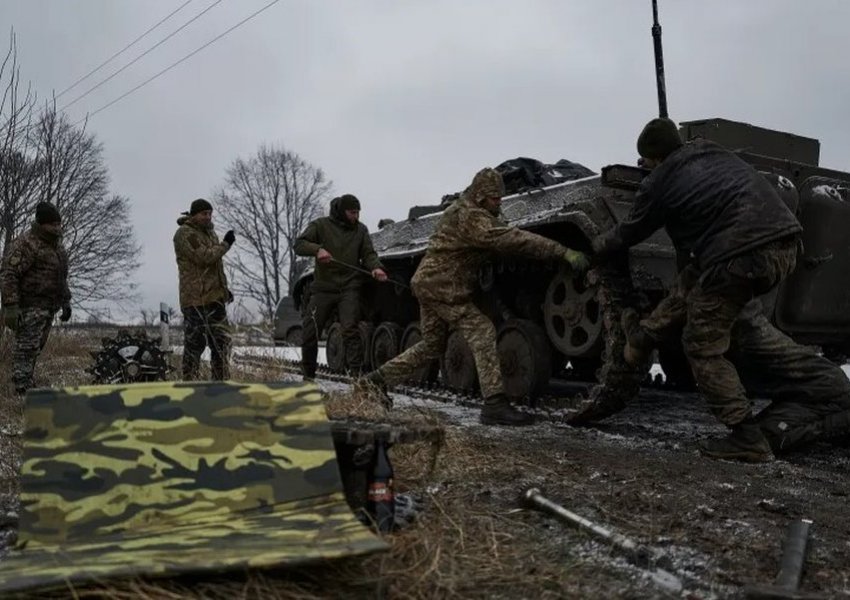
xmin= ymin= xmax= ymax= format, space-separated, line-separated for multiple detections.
xmin=215 ymin=145 xmax=329 ymax=321
xmin=1 ymin=31 xmax=141 ymax=310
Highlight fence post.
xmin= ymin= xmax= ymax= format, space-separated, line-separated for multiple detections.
xmin=159 ymin=302 xmax=171 ymax=350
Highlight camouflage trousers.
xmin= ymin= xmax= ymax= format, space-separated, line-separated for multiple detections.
xmin=730 ymin=304 xmax=850 ymax=452
xmin=639 ymin=238 xmax=850 ymax=450
xmin=676 ymin=237 xmax=799 ymax=426
xmin=301 ymin=289 xmax=363 ymax=378
xmin=378 ymin=300 xmax=503 ymax=399
xmin=11 ymin=307 xmax=54 ymax=392
xmin=182 ymin=302 xmax=231 ymax=381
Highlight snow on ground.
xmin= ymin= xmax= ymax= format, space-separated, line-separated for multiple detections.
xmin=172 ymin=345 xmax=328 ymax=365
xmin=173 ymin=343 xmax=850 ymax=384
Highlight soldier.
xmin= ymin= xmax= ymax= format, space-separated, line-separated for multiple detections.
xmin=619 ymin=269 xmax=850 ymax=462
xmin=294 ymin=194 xmax=387 ymax=380
xmin=1 ymin=202 xmax=72 ymax=396
xmin=591 ymin=116 xmax=817 ymax=462
xmin=358 ymin=168 xmax=589 ymax=426
xmin=173 ymin=198 xmax=235 ymax=381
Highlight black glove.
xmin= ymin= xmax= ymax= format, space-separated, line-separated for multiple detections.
xmin=60 ymin=305 xmax=72 ymax=322
xmin=223 ymin=230 xmax=236 ymax=245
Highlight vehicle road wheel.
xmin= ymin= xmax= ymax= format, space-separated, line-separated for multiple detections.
xmin=326 ymin=323 xmax=345 ymax=372
xmin=543 ymin=269 xmax=603 ymax=358
xmin=497 ymin=319 xmax=552 ymax=399
xmin=371 ymin=322 xmax=404 ymax=369
xmin=285 ymin=325 xmax=302 ymax=347
xmin=357 ymin=322 xmax=375 ymax=372
xmin=400 ymin=321 xmax=438 ymax=384
xmin=440 ymin=329 xmax=479 ymax=392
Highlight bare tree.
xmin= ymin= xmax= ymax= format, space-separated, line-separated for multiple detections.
xmin=0 ymin=31 xmax=141 ymax=310
xmin=0 ymin=30 xmax=39 ymax=259
xmin=28 ymin=108 xmax=141 ymax=304
xmin=215 ymin=145 xmax=330 ymax=321
xmin=139 ymin=308 xmax=158 ymax=327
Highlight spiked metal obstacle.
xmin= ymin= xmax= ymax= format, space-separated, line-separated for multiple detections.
xmin=87 ymin=330 xmax=172 ymax=384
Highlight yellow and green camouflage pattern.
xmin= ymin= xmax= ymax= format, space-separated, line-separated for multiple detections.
xmin=0 ymin=380 xmax=387 ymax=594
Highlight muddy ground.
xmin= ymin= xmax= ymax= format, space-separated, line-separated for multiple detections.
xmin=1 ymin=330 xmax=849 ymax=599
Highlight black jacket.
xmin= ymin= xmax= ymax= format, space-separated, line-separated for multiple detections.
xmin=600 ymin=139 xmax=802 ymax=269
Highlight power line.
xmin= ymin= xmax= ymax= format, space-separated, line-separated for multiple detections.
xmin=74 ymin=0 xmax=282 ymax=126
xmin=56 ymin=0 xmax=195 ymax=99
xmin=60 ymin=0 xmax=225 ymax=112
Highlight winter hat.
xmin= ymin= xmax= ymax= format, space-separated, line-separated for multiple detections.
xmin=338 ymin=194 xmax=361 ymax=211
xmin=189 ymin=198 xmax=214 ymax=215
xmin=35 ymin=202 xmax=61 ymax=225
xmin=636 ymin=118 xmax=683 ymax=160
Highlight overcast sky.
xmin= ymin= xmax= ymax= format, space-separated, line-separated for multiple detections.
xmin=3 ymin=0 xmax=850 ymax=320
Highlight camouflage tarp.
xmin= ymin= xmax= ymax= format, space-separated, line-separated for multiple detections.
xmin=0 ymin=381 xmax=388 ymax=594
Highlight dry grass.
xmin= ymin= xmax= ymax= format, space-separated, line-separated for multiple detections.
xmin=1 ymin=331 xmax=651 ymax=599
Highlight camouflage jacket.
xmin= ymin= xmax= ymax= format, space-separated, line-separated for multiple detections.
xmin=173 ymin=216 xmax=232 ymax=309
xmin=0 ymin=224 xmax=71 ymax=311
xmin=411 ymin=173 xmax=568 ymax=305
xmin=293 ymin=197 xmax=383 ymax=293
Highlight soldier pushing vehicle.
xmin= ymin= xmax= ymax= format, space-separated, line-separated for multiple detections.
xmin=592 ymin=117 xmax=850 ymax=461
xmin=294 ymin=194 xmax=387 ymax=380
xmin=173 ymin=198 xmax=235 ymax=381
xmin=1 ymin=202 xmax=73 ymax=397
xmin=356 ymin=167 xmax=589 ymax=426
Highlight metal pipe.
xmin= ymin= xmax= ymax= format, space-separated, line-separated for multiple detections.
xmin=329 ymin=258 xmax=410 ymax=290
xmin=522 ymin=488 xmax=683 ymax=593
xmin=775 ymin=519 xmax=812 ymax=590
xmin=523 ymin=488 xmax=642 ymax=558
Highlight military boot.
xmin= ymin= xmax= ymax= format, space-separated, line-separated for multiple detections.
xmin=699 ymin=419 xmax=775 ymax=463
xmin=818 ymin=409 xmax=850 ymax=445
xmin=353 ymin=370 xmax=393 ymax=409
xmin=620 ymin=308 xmax=654 ymax=367
xmin=479 ymin=394 xmax=535 ymax=426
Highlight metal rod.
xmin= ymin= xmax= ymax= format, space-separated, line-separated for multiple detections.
xmin=330 ymin=258 xmax=410 ymax=290
xmin=524 ymin=488 xmax=641 ymax=557
xmin=651 ymin=0 xmax=669 ymax=118
xmin=523 ymin=488 xmax=683 ymax=593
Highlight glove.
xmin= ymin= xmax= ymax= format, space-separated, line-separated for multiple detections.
xmin=60 ymin=305 xmax=72 ymax=322
xmin=3 ymin=305 xmax=19 ymax=331
xmin=591 ymin=234 xmax=608 ymax=254
xmin=591 ymin=231 xmax=622 ymax=256
xmin=223 ymin=230 xmax=236 ymax=245
xmin=563 ymin=249 xmax=590 ymax=274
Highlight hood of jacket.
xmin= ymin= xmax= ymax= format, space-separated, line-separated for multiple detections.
xmin=176 ymin=214 xmax=215 ymax=232
xmin=329 ymin=197 xmax=355 ymax=230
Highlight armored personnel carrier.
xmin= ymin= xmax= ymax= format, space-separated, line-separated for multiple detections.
xmin=277 ymin=0 xmax=850 ymax=400
xmin=277 ymin=118 xmax=850 ymax=399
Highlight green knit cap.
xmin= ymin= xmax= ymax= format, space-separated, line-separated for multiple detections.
xmin=636 ymin=118 xmax=683 ymax=160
